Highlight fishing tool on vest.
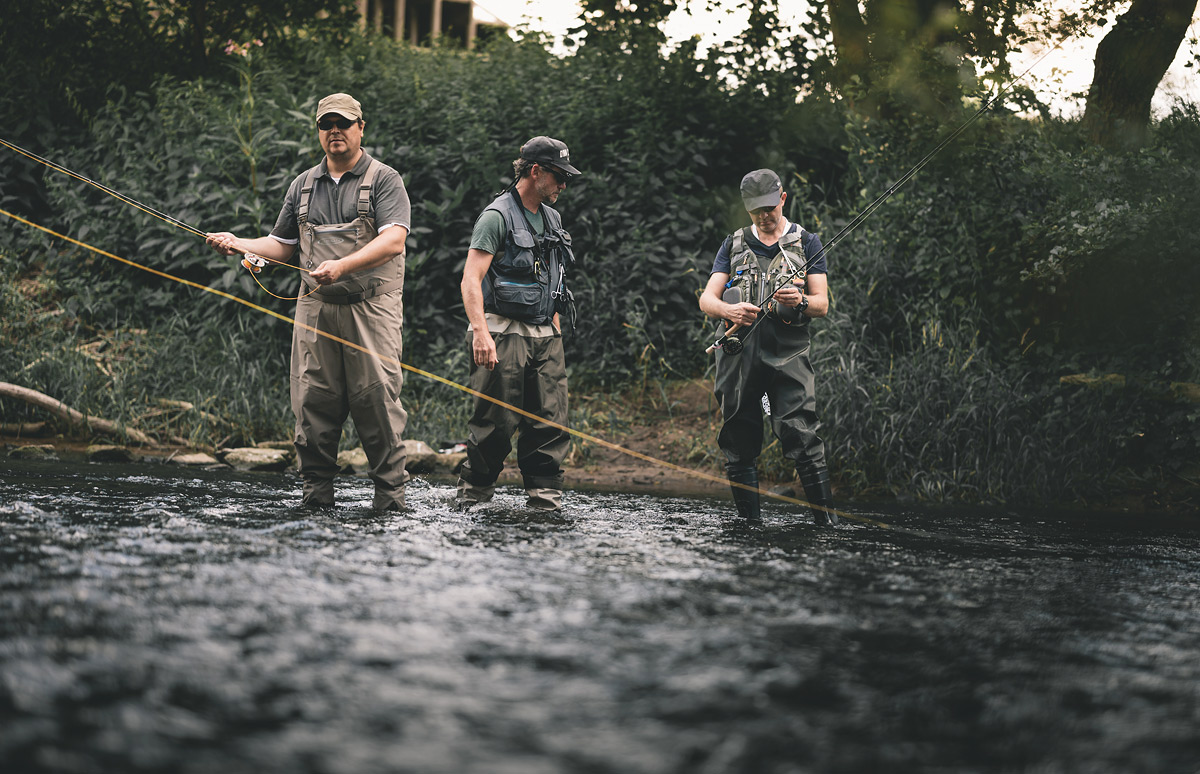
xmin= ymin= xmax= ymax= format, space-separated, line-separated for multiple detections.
xmin=704 ymin=41 xmax=1072 ymax=356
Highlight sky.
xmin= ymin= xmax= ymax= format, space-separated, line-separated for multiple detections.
xmin=473 ymin=0 xmax=1199 ymax=118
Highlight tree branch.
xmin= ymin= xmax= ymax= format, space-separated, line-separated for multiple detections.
xmin=0 ymin=382 xmax=155 ymax=446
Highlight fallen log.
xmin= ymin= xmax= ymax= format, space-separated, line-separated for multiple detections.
xmin=0 ymin=382 xmax=155 ymax=446
xmin=0 ymin=420 xmax=48 ymax=436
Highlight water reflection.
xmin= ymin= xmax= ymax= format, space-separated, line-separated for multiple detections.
xmin=2 ymin=456 xmax=1198 ymax=774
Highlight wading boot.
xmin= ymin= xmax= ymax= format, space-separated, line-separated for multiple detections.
xmin=726 ymin=463 xmax=762 ymax=520
xmin=453 ymin=477 xmax=494 ymax=512
xmin=797 ymin=466 xmax=838 ymax=526
xmin=525 ymin=488 xmax=563 ymax=512
xmin=301 ymin=478 xmax=335 ymax=509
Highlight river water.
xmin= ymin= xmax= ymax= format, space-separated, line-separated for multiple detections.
xmin=1 ymin=457 xmax=1198 ymax=774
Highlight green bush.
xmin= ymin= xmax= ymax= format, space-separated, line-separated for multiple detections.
xmin=3 ymin=27 xmax=1197 ymax=507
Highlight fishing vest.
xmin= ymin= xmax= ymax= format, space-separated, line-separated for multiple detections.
xmin=297 ymin=159 xmax=405 ymax=304
xmin=723 ymin=226 xmax=809 ymax=324
xmin=481 ymin=189 xmax=576 ymax=327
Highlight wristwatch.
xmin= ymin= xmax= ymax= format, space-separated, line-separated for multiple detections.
xmin=797 ymin=295 xmax=809 ymax=315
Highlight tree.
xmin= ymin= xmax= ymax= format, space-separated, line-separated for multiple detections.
xmin=1081 ymin=0 xmax=1198 ymax=147
xmin=822 ymin=0 xmax=1042 ymax=117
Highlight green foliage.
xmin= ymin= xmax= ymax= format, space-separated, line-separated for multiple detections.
xmin=3 ymin=20 xmax=1198 ymax=507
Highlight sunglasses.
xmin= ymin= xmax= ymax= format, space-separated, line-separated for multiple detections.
xmin=540 ymin=164 xmax=567 ymax=184
xmin=317 ymin=116 xmax=358 ymax=131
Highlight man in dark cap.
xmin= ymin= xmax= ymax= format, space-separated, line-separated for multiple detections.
xmin=698 ymin=169 xmax=837 ymax=525
xmin=455 ymin=136 xmax=581 ymax=511
xmin=206 ymin=93 xmax=412 ymax=512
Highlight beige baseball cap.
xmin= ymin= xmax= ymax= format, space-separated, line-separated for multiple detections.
xmin=315 ymin=93 xmax=363 ymax=122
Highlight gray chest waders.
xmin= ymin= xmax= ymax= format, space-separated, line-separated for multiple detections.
xmin=297 ymin=160 xmax=405 ymax=304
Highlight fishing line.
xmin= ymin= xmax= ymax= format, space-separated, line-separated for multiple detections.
xmin=0 ymin=207 xmax=887 ymax=528
xmin=710 ymin=37 xmax=1072 ymax=353
xmin=0 ymin=137 xmax=317 ymax=302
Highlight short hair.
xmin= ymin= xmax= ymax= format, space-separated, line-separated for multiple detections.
xmin=512 ymin=157 xmax=537 ymax=181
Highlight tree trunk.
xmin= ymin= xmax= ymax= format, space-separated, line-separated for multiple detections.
xmin=1082 ymin=0 xmax=1197 ymax=148
xmin=827 ymin=0 xmax=872 ymax=90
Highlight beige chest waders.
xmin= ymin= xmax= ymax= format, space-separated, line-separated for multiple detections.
xmin=290 ymin=160 xmax=409 ymax=510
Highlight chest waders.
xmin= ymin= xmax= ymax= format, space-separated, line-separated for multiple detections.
xmin=715 ymin=227 xmax=837 ymax=526
xmin=290 ymin=159 xmax=409 ymax=511
xmin=297 ymin=160 xmax=405 ymax=302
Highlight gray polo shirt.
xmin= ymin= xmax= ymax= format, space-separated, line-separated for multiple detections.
xmin=269 ymin=152 xmax=411 ymax=245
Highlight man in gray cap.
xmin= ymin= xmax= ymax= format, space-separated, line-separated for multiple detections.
xmin=698 ymin=168 xmax=837 ymax=525
xmin=206 ymin=93 xmax=412 ymax=511
xmin=455 ymin=136 xmax=581 ymax=511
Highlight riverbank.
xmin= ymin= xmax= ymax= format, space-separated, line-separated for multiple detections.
xmin=2 ymin=376 xmax=1195 ymax=513
xmin=0 ymin=378 xmax=730 ymax=500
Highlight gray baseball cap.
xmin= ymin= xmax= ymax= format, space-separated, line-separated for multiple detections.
xmin=520 ymin=136 xmax=581 ymax=177
xmin=740 ymin=169 xmax=783 ymax=211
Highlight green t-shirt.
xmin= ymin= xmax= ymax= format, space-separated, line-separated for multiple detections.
xmin=469 ymin=206 xmax=544 ymax=256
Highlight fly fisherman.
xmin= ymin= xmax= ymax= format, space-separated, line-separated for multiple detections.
xmin=455 ymin=136 xmax=580 ymax=512
xmin=206 ymin=93 xmax=411 ymax=511
xmin=698 ymin=169 xmax=836 ymax=525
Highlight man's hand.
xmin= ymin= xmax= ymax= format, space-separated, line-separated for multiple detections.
xmin=472 ymin=329 xmax=499 ymax=370
xmin=728 ymin=302 xmax=761 ymax=327
xmin=772 ymin=284 xmax=804 ymax=307
xmin=206 ymin=232 xmax=241 ymax=256
xmin=309 ymin=259 xmax=345 ymax=285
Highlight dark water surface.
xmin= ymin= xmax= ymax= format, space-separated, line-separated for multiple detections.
xmin=2 ymin=458 xmax=1198 ymax=774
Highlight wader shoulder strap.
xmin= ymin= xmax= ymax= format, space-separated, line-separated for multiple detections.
xmin=356 ymin=160 xmax=380 ymax=219
xmin=296 ymin=165 xmax=322 ymax=225
xmin=731 ymin=227 xmax=749 ymax=258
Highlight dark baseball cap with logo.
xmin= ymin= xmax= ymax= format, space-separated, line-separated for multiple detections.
xmin=520 ymin=136 xmax=581 ymax=177
xmin=740 ymin=169 xmax=783 ymax=211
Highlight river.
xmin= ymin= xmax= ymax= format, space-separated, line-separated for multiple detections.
xmin=2 ymin=457 xmax=1198 ymax=773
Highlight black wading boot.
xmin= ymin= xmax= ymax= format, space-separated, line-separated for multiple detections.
xmin=797 ymin=466 xmax=838 ymax=526
xmin=726 ymin=463 xmax=762 ymax=520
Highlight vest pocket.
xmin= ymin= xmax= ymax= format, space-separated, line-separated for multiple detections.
xmin=496 ymin=230 xmax=537 ymax=275
xmin=492 ymin=279 xmax=543 ymax=319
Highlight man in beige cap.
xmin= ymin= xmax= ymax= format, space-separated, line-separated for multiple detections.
xmin=206 ymin=93 xmax=412 ymax=511
xmin=699 ymin=168 xmax=836 ymax=525
xmin=455 ymin=136 xmax=581 ymax=512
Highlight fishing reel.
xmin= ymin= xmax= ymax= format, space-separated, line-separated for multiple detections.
xmin=241 ymin=254 xmax=267 ymax=274
xmin=720 ymin=335 xmax=744 ymax=355
xmin=705 ymin=328 xmax=745 ymax=355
